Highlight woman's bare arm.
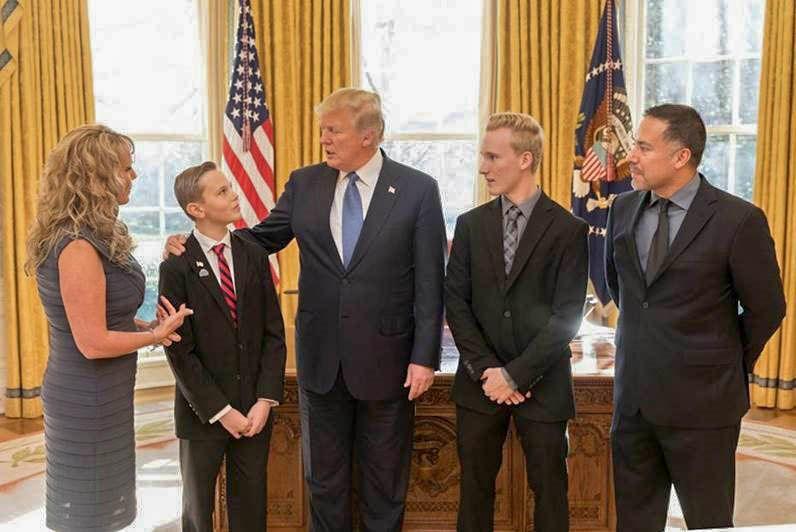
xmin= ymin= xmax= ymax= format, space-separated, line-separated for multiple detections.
xmin=59 ymin=239 xmax=190 ymax=359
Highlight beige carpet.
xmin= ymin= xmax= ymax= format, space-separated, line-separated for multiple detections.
xmin=1 ymin=411 xmax=794 ymax=531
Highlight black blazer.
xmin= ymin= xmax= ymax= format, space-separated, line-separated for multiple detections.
xmin=240 ymin=150 xmax=447 ymax=400
xmin=446 ymin=192 xmax=589 ymax=421
xmin=605 ymin=175 xmax=786 ymax=428
xmin=159 ymin=233 xmax=286 ymax=440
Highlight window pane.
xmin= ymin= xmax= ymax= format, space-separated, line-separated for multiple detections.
xmin=688 ymin=0 xmax=730 ymax=57
xmin=735 ymin=135 xmax=756 ymax=201
xmin=121 ymin=211 xmax=161 ymax=238
xmin=739 ymin=59 xmax=761 ymax=124
xmin=361 ymin=1 xmax=481 ymax=134
xmin=441 ymin=141 xmax=477 ymax=236
xmin=645 ymin=62 xmax=687 ymax=107
xmin=382 ymin=140 xmax=442 ymax=181
xmin=701 ymin=135 xmax=730 ymax=191
xmin=128 ymin=143 xmax=162 ymax=207
xmin=162 ymin=142 xmax=205 ymax=207
xmin=645 ymin=0 xmax=688 ymax=58
xmin=742 ymin=0 xmax=765 ymax=53
xmin=691 ymin=61 xmax=733 ymax=126
xmin=132 ymin=240 xmax=164 ymax=321
xmin=89 ymin=0 xmax=204 ymax=135
xmin=165 ymin=211 xmax=194 ymax=235
xmin=382 ymin=139 xmax=476 ymax=237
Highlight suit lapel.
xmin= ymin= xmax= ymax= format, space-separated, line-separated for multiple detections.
xmin=345 ymin=154 xmax=399 ymax=273
xmin=647 ymin=176 xmax=717 ymax=286
xmin=481 ymin=198 xmax=506 ymax=293
xmin=316 ymin=165 xmax=345 ymax=274
xmin=184 ymin=235 xmax=236 ymax=331
xmin=504 ymin=192 xmax=554 ymax=293
xmin=623 ymin=191 xmax=649 ymax=289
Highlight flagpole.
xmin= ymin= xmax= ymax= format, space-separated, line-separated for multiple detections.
xmin=605 ymin=0 xmax=615 ymax=182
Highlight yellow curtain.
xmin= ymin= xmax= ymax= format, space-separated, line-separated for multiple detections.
xmin=0 ymin=0 xmax=23 ymax=86
xmin=750 ymin=0 xmax=796 ymax=410
xmin=249 ymin=0 xmax=351 ymax=367
xmin=199 ymin=0 xmax=229 ymax=165
xmin=1 ymin=0 xmax=95 ymax=418
xmin=489 ymin=0 xmax=605 ymax=208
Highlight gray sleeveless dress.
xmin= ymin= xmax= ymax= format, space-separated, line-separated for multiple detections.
xmin=37 ymin=231 xmax=144 ymax=531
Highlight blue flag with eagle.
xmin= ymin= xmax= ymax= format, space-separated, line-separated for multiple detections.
xmin=572 ymin=0 xmax=634 ymax=305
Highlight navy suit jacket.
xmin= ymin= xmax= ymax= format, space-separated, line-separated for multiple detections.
xmin=241 ymin=150 xmax=447 ymax=400
xmin=605 ymin=175 xmax=786 ymax=428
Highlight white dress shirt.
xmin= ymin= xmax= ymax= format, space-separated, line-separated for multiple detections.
xmin=192 ymin=228 xmax=278 ymax=425
xmin=329 ymin=149 xmax=383 ymax=261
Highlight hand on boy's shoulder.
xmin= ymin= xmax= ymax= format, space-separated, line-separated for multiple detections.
xmin=162 ymin=233 xmax=189 ymax=260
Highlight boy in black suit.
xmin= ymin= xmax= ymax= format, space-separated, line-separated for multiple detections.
xmin=159 ymin=161 xmax=286 ymax=532
xmin=446 ymin=112 xmax=589 ymax=532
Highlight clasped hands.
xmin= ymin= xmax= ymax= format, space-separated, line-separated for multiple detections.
xmin=481 ymin=367 xmax=531 ymax=405
xmin=219 ymin=401 xmax=272 ymax=439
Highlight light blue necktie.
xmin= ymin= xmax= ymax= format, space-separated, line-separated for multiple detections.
xmin=342 ymin=172 xmax=363 ymax=268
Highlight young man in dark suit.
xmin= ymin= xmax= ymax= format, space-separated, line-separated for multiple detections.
xmin=165 ymin=88 xmax=447 ymax=531
xmin=159 ymin=162 xmax=286 ymax=532
xmin=446 ymin=112 xmax=589 ymax=532
xmin=605 ymin=104 xmax=786 ymax=531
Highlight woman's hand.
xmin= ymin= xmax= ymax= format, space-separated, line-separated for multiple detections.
xmin=151 ymin=296 xmax=193 ymax=344
xmin=135 ymin=316 xmax=179 ymax=347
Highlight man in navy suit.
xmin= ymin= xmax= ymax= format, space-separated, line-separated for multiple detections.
xmin=168 ymin=88 xmax=446 ymax=531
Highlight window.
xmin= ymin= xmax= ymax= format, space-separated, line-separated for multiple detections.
xmin=89 ymin=0 xmax=207 ymax=330
xmin=356 ymin=0 xmax=482 ymax=236
xmin=632 ymin=0 xmax=765 ymax=200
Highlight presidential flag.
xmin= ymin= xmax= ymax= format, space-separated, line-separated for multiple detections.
xmin=572 ymin=0 xmax=633 ymax=305
xmin=222 ymin=0 xmax=279 ymax=283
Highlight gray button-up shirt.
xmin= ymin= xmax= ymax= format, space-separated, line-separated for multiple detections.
xmin=501 ymin=187 xmax=541 ymax=242
xmin=499 ymin=187 xmax=541 ymax=392
xmin=635 ymin=173 xmax=700 ymax=272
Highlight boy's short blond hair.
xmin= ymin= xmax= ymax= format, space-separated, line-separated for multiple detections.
xmin=174 ymin=161 xmax=217 ymax=220
xmin=486 ymin=112 xmax=544 ymax=174
xmin=315 ymin=87 xmax=385 ymax=142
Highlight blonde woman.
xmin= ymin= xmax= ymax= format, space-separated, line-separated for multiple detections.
xmin=27 ymin=124 xmax=192 ymax=531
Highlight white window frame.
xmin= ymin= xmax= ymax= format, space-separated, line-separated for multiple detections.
xmin=350 ymin=0 xmax=482 ymax=217
xmin=89 ymin=0 xmax=211 ymax=388
xmin=623 ymin=0 xmax=762 ymax=197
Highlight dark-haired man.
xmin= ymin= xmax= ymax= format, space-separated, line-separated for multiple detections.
xmin=605 ymin=103 xmax=785 ymax=530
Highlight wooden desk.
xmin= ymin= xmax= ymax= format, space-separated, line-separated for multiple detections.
xmin=214 ymin=331 xmax=615 ymax=531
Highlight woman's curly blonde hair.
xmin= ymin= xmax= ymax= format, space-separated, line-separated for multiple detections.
xmin=26 ymin=124 xmax=136 ymax=273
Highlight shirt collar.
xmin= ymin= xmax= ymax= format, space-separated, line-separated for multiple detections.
xmin=650 ymin=172 xmax=700 ymax=210
xmin=502 ymin=186 xmax=541 ymax=219
xmin=338 ymin=149 xmax=383 ymax=188
xmin=193 ymin=227 xmax=232 ymax=255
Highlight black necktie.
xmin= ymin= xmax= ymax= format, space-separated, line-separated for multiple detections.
xmin=646 ymin=198 xmax=670 ymax=285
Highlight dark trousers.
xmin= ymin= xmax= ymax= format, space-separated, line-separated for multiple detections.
xmin=179 ymin=417 xmax=273 ymax=532
xmin=456 ymin=405 xmax=570 ymax=532
xmin=611 ymin=410 xmax=741 ymax=531
xmin=299 ymin=370 xmax=415 ymax=532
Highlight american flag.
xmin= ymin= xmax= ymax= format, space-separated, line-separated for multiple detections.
xmin=581 ymin=147 xmax=608 ymax=182
xmin=222 ymin=0 xmax=279 ymax=283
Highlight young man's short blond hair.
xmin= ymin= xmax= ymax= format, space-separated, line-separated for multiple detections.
xmin=486 ymin=112 xmax=544 ymax=174
xmin=315 ymin=87 xmax=385 ymax=142
xmin=174 ymin=161 xmax=217 ymax=220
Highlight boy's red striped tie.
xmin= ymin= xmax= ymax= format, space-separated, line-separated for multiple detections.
xmin=211 ymin=243 xmax=237 ymax=324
